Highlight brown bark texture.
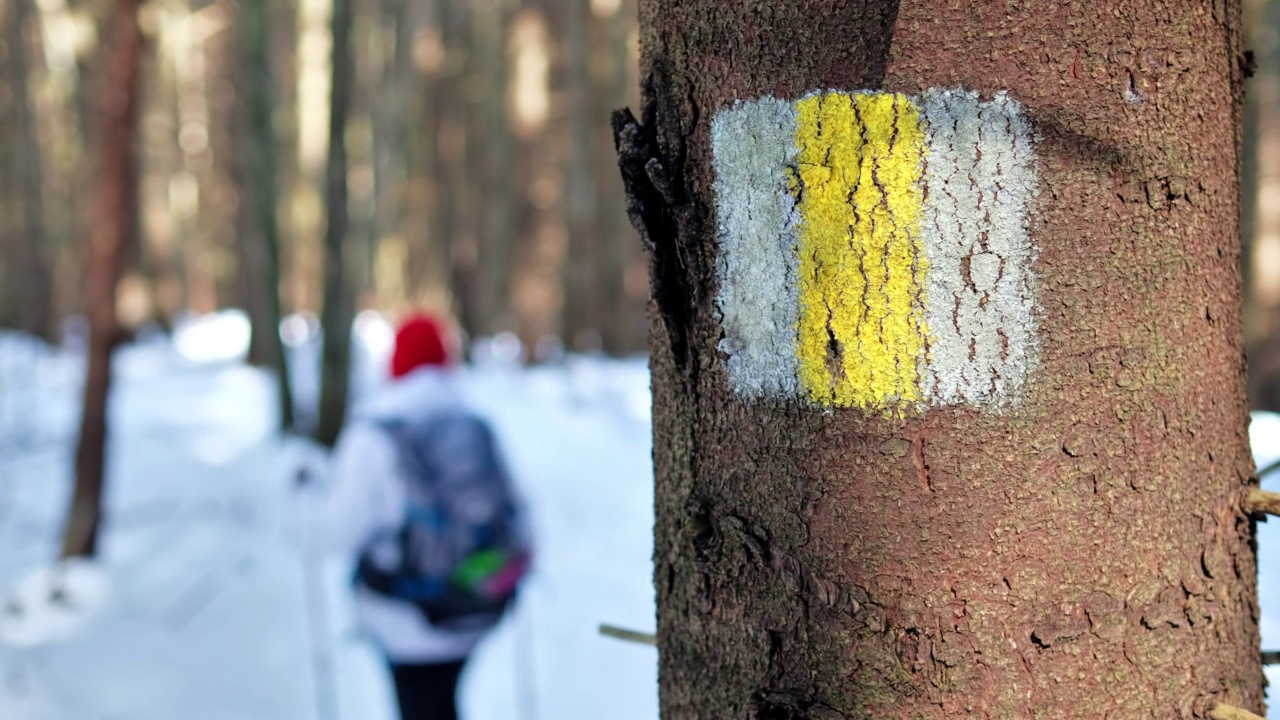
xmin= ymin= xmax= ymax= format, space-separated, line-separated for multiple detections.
xmin=619 ymin=0 xmax=1262 ymax=718
xmin=64 ymin=0 xmax=147 ymax=559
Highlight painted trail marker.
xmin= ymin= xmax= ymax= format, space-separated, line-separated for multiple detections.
xmin=712 ymin=89 xmax=1039 ymax=412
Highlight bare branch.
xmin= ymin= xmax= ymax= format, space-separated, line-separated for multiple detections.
xmin=1245 ymin=488 xmax=1280 ymax=516
xmin=1209 ymin=703 xmax=1266 ymax=720
xmin=598 ymin=623 xmax=656 ymax=646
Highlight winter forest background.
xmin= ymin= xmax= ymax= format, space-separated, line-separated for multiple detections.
xmin=4 ymin=0 xmax=1280 ymax=718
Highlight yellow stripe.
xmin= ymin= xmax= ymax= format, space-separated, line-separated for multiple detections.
xmin=794 ymin=92 xmax=929 ymax=410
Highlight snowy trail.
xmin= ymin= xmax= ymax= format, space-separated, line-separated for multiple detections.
xmin=0 ymin=333 xmax=658 ymax=720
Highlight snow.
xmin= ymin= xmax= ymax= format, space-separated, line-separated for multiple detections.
xmin=0 ymin=561 xmax=110 ymax=648
xmin=8 ymin=315 xmax=1280 ymax=718
xmin=172 ymin=309 xmax=253 ymax=365
xmin=0 ymin=320 xmax=657 ymax=720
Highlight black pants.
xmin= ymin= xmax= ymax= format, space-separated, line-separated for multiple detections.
xmin=389 ymin=659 xmax=467 ymax=720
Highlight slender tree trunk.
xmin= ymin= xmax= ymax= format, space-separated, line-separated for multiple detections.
xmin=367 ymin=0 xmax=412 ymax=306
xmin=314 ymin=0 xmax=355 ymax=448
xmin=620 ymin=1 xmax=1261 ymax=716
xmin=405 ymin=0 xmax=450 ymax=305
xmin=562 ymin=0 xmax=600 ymax=352
xmin=596 ymin=0 xmax=639 ymax=357
xmin=8 ymin=0 xmax=54 ymax=342
xmin=509 ymin=4 xmax=566 ymax=356
xmin=443 ymin=0 xmax=482 ymax=342
xmin=1241 ymin=0 xmax=1261 ymax=343
xmin=0 ymin=4 xmax=18 ymax=330
xmin=63 ymin=0 xmax=147 ymax=559
xmin=234 ymin=0 xmax=295 ymax=430
xmin=476 ymin=0 xmax=515 ymax=339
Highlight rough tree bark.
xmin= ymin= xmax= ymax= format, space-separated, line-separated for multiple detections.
xmin=617 ymin=1 xmax=1262 ymax=717
xmin=63 ymin=0 xmax=147 ymax=559
xmin=314 ymin=0 xmax=355 ymax=448
xmin=233 ymin=0 xmax=295 ymax=431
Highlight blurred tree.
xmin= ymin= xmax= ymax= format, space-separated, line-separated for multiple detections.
xmin=474 ymin=0 xmax=516 ymax=340
xmin=403 ymin=0 xmax=452 ymax=307
xmin=509 ymin=3 xmax=567 ymax=357
xmin=314 ymin=0 xmax=356 ymax=447
xmin=364 ymin=0 xmax=412 ymax=305
xmin=620 ymin=0 xmax=1263 ymax=716
xmin=562 ymin=0 xmax=601 ymax=353
xmin=0 ymin=3 xmax=16 ymax=330
xmin=63 ymin=0 xmax=148 ymax=558
xmin=595 ymin=0 xmax=643 ymax=356
xmin=1245 ymin=0 xmax=1280 ymax=410
xmin=233 ymin=0 xmax=295 ymax=430
xmin=441 ymin=0 xmax=481 ymax=342
xmin=5 ymin=0 xmax=55 ymax=342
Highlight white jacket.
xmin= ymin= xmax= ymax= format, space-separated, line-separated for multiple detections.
xmin=305 ymin=367 xmax=486 ymax=663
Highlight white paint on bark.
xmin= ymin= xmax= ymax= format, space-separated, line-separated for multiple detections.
xmin=710 ymin=88 xmax=1040 ymax=409
xmin=711 ymin=97 xmax=802 ymax=399
xmin=918 ymin=89 xmax=1039 ymax=406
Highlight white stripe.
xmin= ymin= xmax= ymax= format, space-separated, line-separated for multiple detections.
xmin=711 ymin=97 xmax=801 ymax=399
xmin=919 ymin=89 xmax=1039 ymax=406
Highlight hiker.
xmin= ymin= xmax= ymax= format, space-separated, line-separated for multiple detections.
xmin=302 ymin=313 xmax=530 ymax=720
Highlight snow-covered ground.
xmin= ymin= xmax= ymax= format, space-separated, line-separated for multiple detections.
xmin=6 ymin=313 xmax=1280 ymax=719
xmin=0 ymin=316 xmax=658 ymax=720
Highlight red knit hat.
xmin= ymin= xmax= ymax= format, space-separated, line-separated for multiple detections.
xmin=391 ymin=314 xmax=452 ymax=378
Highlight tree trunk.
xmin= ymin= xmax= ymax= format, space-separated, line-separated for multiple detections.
xmin=596 ymin=0 xmax=642 ymax=357
xmin=8 ymin=0 xmax=54 ymax=342
xmin=234 ymin=0 xmax=295 ymax=431
xmin=63 ymin=0 xmax=147 ymax=559
xmin=1244 ymin=0 xmax=1280 ymax=411
xmin=619 ymin=1 xmax=1262 ymax=717
xmin=476 ymin=0 xmax=515 ymax=340
xmin=404 ymin=0 xmax=451 ymax=306
xmin=442 ymin=0 xmax=482 ymax=343
xmin=314 ymin=0 xmax=355 ymax=448
xmin=563 ymin=0 xmax=601 ymax=353
xmin=366 ymin=0 xmax=413 ymax=307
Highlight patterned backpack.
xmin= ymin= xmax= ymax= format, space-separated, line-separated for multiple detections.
xmin=355 ymin=412 xmax=530 ymax=632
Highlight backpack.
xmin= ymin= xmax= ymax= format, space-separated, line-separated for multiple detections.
xmin=355 ymin=411 xmax=530 ymax=632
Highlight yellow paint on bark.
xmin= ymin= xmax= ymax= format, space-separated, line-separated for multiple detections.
xmin=794 ymin=92 xmax=929 ymax=410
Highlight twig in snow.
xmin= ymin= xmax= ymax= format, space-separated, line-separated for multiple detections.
xmin=598 ymin=623 xmax=656 ymax=646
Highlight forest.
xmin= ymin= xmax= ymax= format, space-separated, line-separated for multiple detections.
xmin=5 ymin=0 xmax=1280 ymax=719
xmin=0 ymin=0 xmax=647 ymax=360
